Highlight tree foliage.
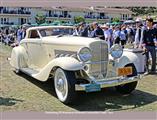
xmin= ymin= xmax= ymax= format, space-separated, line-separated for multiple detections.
xmin=112 ymin=17 xmax=120 ymax=22
xmin=35 ymin=13 xmax=46 ymax=25
xmin=111 ymin=7 xmax=157 ymax=16
xmin=74 ymin=16 xmax=85 ymax=24
xmin=128 ymin=7 xmax=157 ymax=16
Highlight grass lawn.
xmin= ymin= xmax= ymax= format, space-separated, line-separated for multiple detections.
xmin=0 ymin=43 xmax=157 ymax=112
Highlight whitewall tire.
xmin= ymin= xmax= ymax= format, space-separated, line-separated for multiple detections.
xmin=54 ymin=68 xmax=76 ymax=104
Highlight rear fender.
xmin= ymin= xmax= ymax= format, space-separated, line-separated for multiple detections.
xmin=10 ymin=46 xmax=28 ymax=69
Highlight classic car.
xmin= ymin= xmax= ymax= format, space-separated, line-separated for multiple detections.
xmin=9 ymin=26 xmax=145 ymax=104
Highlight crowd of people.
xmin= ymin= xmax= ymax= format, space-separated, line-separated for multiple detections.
xmin=76 ymin=18 xmax=157 ymax=73
xmin=76 ymin=18 xmax=157 ymax=49
xmin=0 ymin=26 xmax=27 ymax=47
xmin=0 ymin=17 xmax=157 ymax=73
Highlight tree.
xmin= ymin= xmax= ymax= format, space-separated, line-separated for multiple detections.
xmin=128 ymin=7 xmax=157 ymax=16
xmin=35 ymin=13 xmax=46 ymax=25
xmin=74 ymin=16 xmax=85 ymax=24
xmin=112 ymin=17 xmax=120 ymax=22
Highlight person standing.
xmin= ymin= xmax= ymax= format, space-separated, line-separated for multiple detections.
xmin=16 ymin=27 xmax=23 ymax=44
xmin=101 ymin=24 xmax=111 ymax=50
xmin=78 ymin=22 xmax=89 ymax=37
xmin=113 ymin=25 xmax=121 ymax=44
xmin=91 ymin=22 xmax=105 ymax=40
xmin=126 ymin=25 xmax=134 ymax=44
xmin=120 ymin=25 xmax=127 ymax=48
xmin=134 ymin=18 xmax=143 ymax=48
xmin=141 ymin=18 xmax=157 ymax=74
xmin=22 ymin=26 xmax=27 ymax=39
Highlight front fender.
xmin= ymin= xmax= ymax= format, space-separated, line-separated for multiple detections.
xmin=48 ymin=57 xmax=84 ymax=70
xmin=33 ymin=57 xmax=85 ymax=81
xmin=115 ymin=51 xmax=145 ymax=73
xmin=10 ymin=46 xmax=28 ymax=69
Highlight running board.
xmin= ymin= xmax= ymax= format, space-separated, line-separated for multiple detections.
xmin=20 ymin=68 xmax=39 ymax=76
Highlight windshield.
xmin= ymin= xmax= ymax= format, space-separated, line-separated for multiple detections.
xmin=39 ymin=28 xmax=75 ymax=37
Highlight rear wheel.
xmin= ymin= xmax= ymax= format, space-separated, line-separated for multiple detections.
xmin=115 ymin=64 xmax=138 ymax=94
xmin=54 ymin=68 xmax=77 ymax=104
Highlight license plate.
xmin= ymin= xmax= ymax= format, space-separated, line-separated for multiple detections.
xmin=118 ymin=67 xmax=132 ymax=76
xmin=85 ymin=83 xmax=101 ymax=92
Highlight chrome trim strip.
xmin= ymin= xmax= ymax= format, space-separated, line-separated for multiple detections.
xmin=54 ymin=50 xmax=77 ymax=55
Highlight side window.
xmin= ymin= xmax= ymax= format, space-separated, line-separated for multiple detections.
xmin=28 ymin=30 xmax=40 ymax=39
xmin=39 ymin=30 xmax=46 ymax=37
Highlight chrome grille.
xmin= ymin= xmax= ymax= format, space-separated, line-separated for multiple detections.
xmin=88 ymin=41 xmax=108 ymax=78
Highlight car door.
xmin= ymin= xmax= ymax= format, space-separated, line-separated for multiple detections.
xmin=25 ymin=29 xmax=46 ymax=70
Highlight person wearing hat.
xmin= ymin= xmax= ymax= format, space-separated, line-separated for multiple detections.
xmin=113 ymin=25 xmax=121 ymax=44
xmin=120 ymin=25 xmax=127 ymax=48
xmin=101 ymin=24 xmax=111 ymax=50
xmin=78 ymin=22 xmax=89 ymax=37
xmin=126 ymin=24 xmax=134 ymax=44
xmin=134 ymin=18 xmax=144 ymax=48
xmin=141 ymin=17 xmax=157 ymax=74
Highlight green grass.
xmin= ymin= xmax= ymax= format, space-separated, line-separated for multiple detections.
xmin=0 ymin=44 xmax=157 ymax=112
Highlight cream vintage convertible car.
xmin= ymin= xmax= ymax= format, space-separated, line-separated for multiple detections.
xmin=10 ymin=26 xmax=145 ymax=104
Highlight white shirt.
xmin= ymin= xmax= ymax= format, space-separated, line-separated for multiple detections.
xmin=120 ymin=30 xmax=126 ymax=41
xmin=104 ymin=29 xmax=111 ymax=41
xmin=104 ymin=29 xmax=111 ymax=50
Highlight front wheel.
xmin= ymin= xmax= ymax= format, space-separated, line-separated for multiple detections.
xmin=115 ymin=64 xmax=138 ymax=94
xmin=54 ymin=68 xmax=77 ymax=104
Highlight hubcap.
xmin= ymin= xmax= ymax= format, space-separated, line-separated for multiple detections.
xmin=54 ymin=69 xmax=68 ymax=102
xmin=57 ymin=78 xmax=65 ymax=93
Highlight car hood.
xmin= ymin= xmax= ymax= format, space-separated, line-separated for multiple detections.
xmin=42 ymin=36 xmax=104 ymax=46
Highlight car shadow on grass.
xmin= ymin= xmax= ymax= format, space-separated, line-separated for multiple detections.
xmin=0 ymin=97 xmax=24 ymax=106
xmin=70 ymin=88 xmax=157 ymax=111
xmin=18 ymin=73 xmax=57 ymax=97
xmin=19 ymin=73 xmax=157 ymax=111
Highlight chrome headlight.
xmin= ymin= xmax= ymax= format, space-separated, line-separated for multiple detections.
xmin=110 ymin=44 xmax=123 ymax=59
xmin=77 ymin=47 xmax=92 ymax=62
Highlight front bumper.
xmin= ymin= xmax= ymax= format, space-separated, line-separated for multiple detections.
xmin=75 ymin=75 xmax=142 ymax=92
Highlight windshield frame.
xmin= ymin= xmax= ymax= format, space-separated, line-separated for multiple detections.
xmin=37 ymin=27 xmax=76 ymax=38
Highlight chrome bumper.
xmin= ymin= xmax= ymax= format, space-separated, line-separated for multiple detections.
xmin=75 ymin=75 xmax=142 ymax=92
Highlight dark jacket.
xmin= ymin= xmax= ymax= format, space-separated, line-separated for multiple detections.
xmin=80 ymin=26 xmax=89 ymax=37
xmin=92 ymin=26 xmax=105 ymax=40
xmin=143 ymin=28 xmax=157 ymax=46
